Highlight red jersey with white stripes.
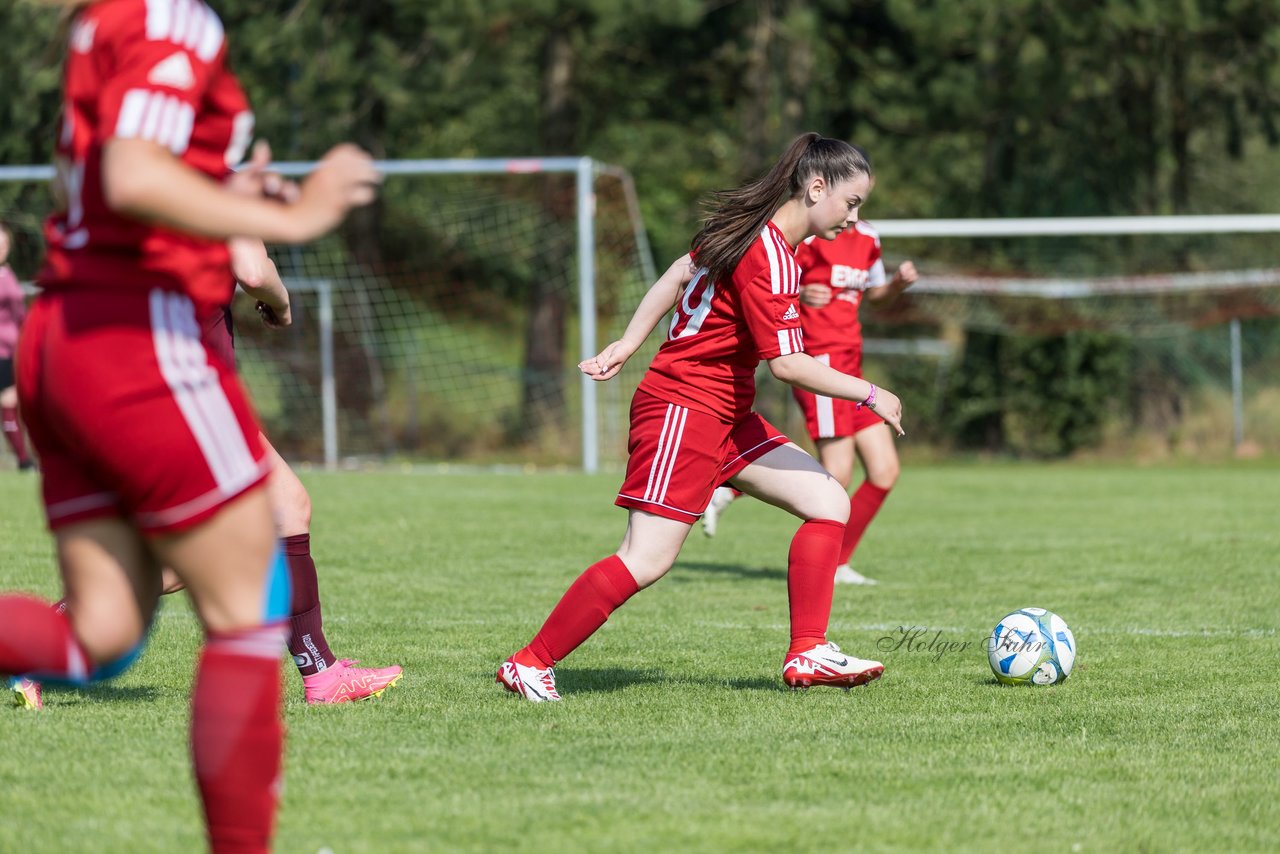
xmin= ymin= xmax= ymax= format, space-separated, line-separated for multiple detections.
xmin=638 ymin=222 xmax=805 ymax=422
xmin=792 ymin=221 xmax=885 ymax=355
xmin=39 ymin=0 xmax=254 ymax=312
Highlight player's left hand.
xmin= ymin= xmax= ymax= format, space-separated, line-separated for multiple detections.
xmin=873 ymin=387 xmax=905 ymax=437
xmin=895 ymin=260 xmax=918 ymax=288
xmin=256 ymin=299 xmax=291 ymax=329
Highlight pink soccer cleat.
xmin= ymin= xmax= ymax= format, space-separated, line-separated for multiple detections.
xmin=302 ymin=659 xmax=403 ymax=705
xmin=782 ymin=642 xmax=883 ymax=690
xmin=10 ymin=677 xmax=43 ymax=710
xmin=497 ymin=655 xmax=561 ymax=702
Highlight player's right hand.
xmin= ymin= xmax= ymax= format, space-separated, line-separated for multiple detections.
xmin=578 ymin=339 xmax=636 ymax=381
xmin=799 ymin=283 xmax=833 ymax=308
xmin=288 ymin=144 xmax=382 ymax=241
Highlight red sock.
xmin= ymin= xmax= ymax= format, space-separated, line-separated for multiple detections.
xmin=2 ymin=405 xmax=30 ymax=465
xmin=0 ymin=595 xmax=90 ymax=681
xmin=839 ymin=481 xmax=891 ymax=566
xmin=282 ymin=534 xmax=335 ymax=676
xmin=192 ymin=624 xmax=287 ymax=854
xmin=787 ymin=519 xmax=845 ymax=653
xmin=520 ymin=556 xmax=639 ymax=667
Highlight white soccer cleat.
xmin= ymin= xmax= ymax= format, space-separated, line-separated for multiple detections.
xmin=782 ymin=641 xmax=884 ymax=690
xmin=497 ymin=656 xmax=561 ymax=702
xmin=834 ymin=564 xmax=878 ymax=585
xmin=701 ymin=486 xmax=737 ymax=538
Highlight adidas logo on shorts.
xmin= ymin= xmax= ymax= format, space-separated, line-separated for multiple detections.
xmin=781 ymin=304 xmax=799 ymax=322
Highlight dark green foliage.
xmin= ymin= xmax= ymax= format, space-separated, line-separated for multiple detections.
xmin=946 ymin=331 xmax=1131 ymax=457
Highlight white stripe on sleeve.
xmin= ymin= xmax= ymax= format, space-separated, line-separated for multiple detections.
xmin=116 ymin=90 xmax=150 ymax=138
xmin=868 ymin=259 xmax=887 ymax=289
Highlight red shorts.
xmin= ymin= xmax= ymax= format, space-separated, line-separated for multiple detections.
xmin=17 ymin=289 xmax=269 ymax=533
xmin=616 ymin=389 xmax=791 ymax=523
xmin=792 ymin=350 xmax=884 ymax=441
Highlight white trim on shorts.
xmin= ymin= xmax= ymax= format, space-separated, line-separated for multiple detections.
xmin=46 ymin=491 xmax=120 ymax=522
xmin=813 ymin=353 xmax=836 ymax=438
xmin=148 ymin=289 xmax=262 ymax=503
xmin=613 ymin=494 xmax=702 ymax=521
xmin=642 ymin=402 xmax=688 ymax=507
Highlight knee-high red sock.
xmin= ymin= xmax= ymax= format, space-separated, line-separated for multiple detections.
xmin=2 ymin=405 xmax=31 ymax=466
xmin=0 ymin=595 xmax=89 ymax=681
xmin=282 ymin=534 xmax=335 ymax=676
xmin=520 ymin=556 xmax=639 ymax=668
xmin=787 ymin=519 xmax=845 ymax=653
xmin=192 ymin=624 xmax=287 ymax=854
xmin=839 ymin=481 xmax=891 ymax=566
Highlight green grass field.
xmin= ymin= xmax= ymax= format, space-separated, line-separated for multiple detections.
xmin=1 ymin=463 xmax=1278 ymax=853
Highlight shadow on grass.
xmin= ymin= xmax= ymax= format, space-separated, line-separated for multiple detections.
xmin=671 ymin=560 xmax=786 ymax=582
xmin=709 ymin=675 xmax=787 ymax=693
xmin=44 ymin=684 xmax=162 ymax=706
xmin=517 ymin=669 xmax=787 ymax=696
xmin=556 ymin=667 xmax=668 ymax=694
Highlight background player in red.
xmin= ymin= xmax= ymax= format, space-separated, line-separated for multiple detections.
xmin=205 ymin=227 xmax=404 ymax=704
xmin=790 ymin=216 xmax=917 ymax=585
xmin=0 ymin=222 xmax=34 ymax=471
xmin=0 ymin=1 xmax=378 ymax=850
xmin=497 ymin=133 xmax=904 ymax=702
xmin=13 ymin=214 xmax=403 ymax=710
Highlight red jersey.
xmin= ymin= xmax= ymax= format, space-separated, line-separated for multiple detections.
xmin=39 ymin=0 xmax=255 ymax=312
xmin=792 ymin=221 xmax=886 ymax=355
xmin=638 ymin=222 xmax=805 ymax=422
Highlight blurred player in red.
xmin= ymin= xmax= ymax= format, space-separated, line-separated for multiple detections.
xmin=497 ymin=133 xmax=904 ymax=702
xmin=702 ymin=208 xmax=918 ymax=585
xmin=200 ymin=238 xmax=404 ymax=704
xmin=0 ymin=222 xmax=35 ymax=471
xmin=13 ymin=230 xmax=403 ymax=710
xmin=790 ymin=219 xmax=916 ymax=584
xmin=0 ymin=1 xmax=378 ymax=850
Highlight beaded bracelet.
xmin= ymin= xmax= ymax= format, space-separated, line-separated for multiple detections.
xmin=857 ymin=384 xmax=877 ymax=411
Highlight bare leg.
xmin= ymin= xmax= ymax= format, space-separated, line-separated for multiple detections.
xmin=854 ymin=423 xmax=899 ymax=490
xmin=615 ymin=508 xmax=695 ymax=589
xmin=57 ymin=519 xmax=162 ymax=665
xmin=731 ymin=442 xmax=849 ymax=522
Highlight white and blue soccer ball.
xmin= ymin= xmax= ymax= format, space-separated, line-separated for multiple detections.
xmin=987 ymin=608 xmax=1076 ymax=686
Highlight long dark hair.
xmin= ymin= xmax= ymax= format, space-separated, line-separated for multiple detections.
xmin=691 ymin=133 xmax=872 ymax=283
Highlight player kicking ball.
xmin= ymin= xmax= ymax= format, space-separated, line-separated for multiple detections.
xmin=498 ymin=133 xmax=903 ymax=701
xmin=701 ymin=168 xmax=918 ymax=587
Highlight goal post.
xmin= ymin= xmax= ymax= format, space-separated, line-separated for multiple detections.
xmin=228 ymin=155 xmax=618 ymax=473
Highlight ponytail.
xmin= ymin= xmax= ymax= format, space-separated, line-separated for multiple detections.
xmin=691 ymin=133 xmax=872 ymax=283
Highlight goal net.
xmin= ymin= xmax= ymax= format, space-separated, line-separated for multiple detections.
xmin=809 ymin=218 xmax=1280 ymax=458
xmin=1 ymin=159 xmax=659 ymax=470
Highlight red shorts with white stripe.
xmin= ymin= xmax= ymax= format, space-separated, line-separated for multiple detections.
xmin=615 ymin=389 xmax=791 ymax=523
xmin=791 ymin=350 xmax=884 ymax=441
xmin=17 ymin=289 xmax=269 ymax=534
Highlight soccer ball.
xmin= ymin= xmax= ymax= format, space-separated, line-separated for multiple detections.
xmin=987 ymin=608 xmax=1076 ymax=686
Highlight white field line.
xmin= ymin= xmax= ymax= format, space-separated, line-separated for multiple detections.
xmin=156 ymin=612 xmax=1277 ymax=638
xmin=700 ymin=622 xmax=1277 ymax=639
